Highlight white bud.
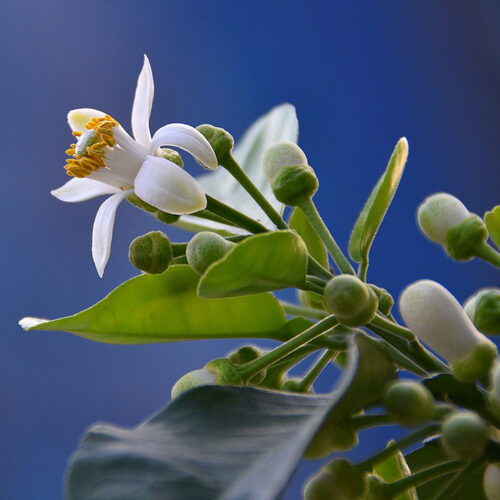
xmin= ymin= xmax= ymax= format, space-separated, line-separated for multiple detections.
xmin=484 ymin=463 xmax=500 ymax=500
xmin=417 ymin=193 xmax=470 ymax=246
xmin=171 ymin=368 xmax=217 ymax=399
xmin=262 ymin=141 xmax=308 ymax=182
xmin=399 ymin=280 xmax=497 ymax=382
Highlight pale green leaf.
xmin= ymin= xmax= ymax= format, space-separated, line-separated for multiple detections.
xmin=20 ymin=265 xmax=286 ymax=344
xmin=485 ymin=205 xmax=500 ymax=249
xmin=198 ymin=230 xmax=308 ymax=298
xmin=349 ymin=138 xmax=408 ymax=263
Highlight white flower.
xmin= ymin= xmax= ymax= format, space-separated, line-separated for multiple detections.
xmin=51 ymin=55 xmax=218 ymax=277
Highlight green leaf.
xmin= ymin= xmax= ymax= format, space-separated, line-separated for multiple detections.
xmin=374 ymin=442 xmax=417 ymax=500
xmin=349 ymin=138 xmax=408 ymax=263
xmin=20 ymin=266 xmax=286 ymax=344
xmin=198 ymin=230 xmax=308 ymax=298
xmin=289 ymin=207 xmax=328 ymax=267
xmin=405 ymin=438 xmax=486 ymax=499
xmin=178 ymin=104 xmax=298 ymax=234
xmin=65 ymin=335 xmax=394 ymax=500
xmin=485 ymin=205 xmax=500 ymax=249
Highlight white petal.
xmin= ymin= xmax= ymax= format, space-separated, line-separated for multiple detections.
xmin=131 ymin=55 xmax=154 ymax=148
xmin=134 ymin=156 xmax=207 ymax=215
xmin=68 ymin=108 xmax=106 ymax=132
xmin=92 ymin=191 xmax=129 ymax=277
xmin=19 ymin=317 xmax=50 ymax=330
xmin=151 ymin=123 xmax=218 ymax=170
xmin=51 ymin=178 xmax=121 ymax=202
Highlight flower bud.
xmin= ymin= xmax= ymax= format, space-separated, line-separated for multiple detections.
xmin=417 ymin=193 xmax=470 ymax=246
xmin=441 ymin=411 xmax=488 ymax=462
xmin=262 ymin=141 xmax=308 ymax=182
xmin=171 ymin=368 xmax=217 ymax=399
xmin=196 ymin=124 xmax=233 ymax=165
xmin=159 ymin=147 xmax=184 ymax=167
xmin=304 ymin=417 xmax=358 ymax=459
xmin=483 ymin=463 xmax=500 ymax=500
xmin=186 ymin=231 xmax=234 ymax=274
xmin=446 ymin=214 xmax=488 ymax=261
xmin=399 ymin=280 xmax=497 ymax=383
xmin=204 ymin=358 xmax=244 ymax=386
xmin=324 ymin=275 xmax=378 ymax=326
xmin=228 ymin=345 xmax=266 ymax=384
xmin=464 ymin=288 xmax=500 ymax=335
xmin=271 ymin=164 xmax=319 ymax=206
xmin=489 ymin=363 xmax=500 ymax=417
xmin=303 ymin=459 xmax=366 ymax=500
xmin=384 ymin=380 xmax=435 ymax=425
xmin=128 ymin=231 xmax=173 ymax=274
xmin=369 ymin=285 xmax=394 ymax=316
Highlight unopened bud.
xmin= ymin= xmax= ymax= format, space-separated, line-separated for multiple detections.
xmin=369 ymin=285 xmax=394 ymax=316
xmin=384 ymin=380 xmax=435 ymax=425
xmin=159 ymin=148 xmax=183 ymax=167
xmin=262 ymin=141 xmax=308 ymax=182
xmin=324 ymin=275 xmax=378 ymax=326
xmin=303 ymin=459 xmax=366 ymax=500
xmin=464 ymin=288 xmax=500 ymax=335
xmin=129 ymin=231 xmax=172 ymax=274
xmin=171 ymin=368 xmax=217 ymax=399
xmin=417 ymin=193 xmax=470 ymax=246
xmin=399 ymin=280 xmax=497 ymax=383
xmin=446 ymin=214 xmax=488 ymax=260
xmin=186 ymin=231 xmax=234 ymax=274
xmin=271 ymin=164 xmax=318 ymax=206
xmin=205 ymin=358 xmax=243 ymax=386
xmin=196 ymin=124 xmax=233 ymax=165
xmin=441 ymin=411 xmax=488 ymax=462
xmin=483 ymin=463 xmax=500 ymax=500
xmin=304 ymin=417 xmax=358 ymax=459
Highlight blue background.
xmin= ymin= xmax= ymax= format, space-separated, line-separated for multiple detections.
xmin=1 ymin=1 xmax=499 ymax=498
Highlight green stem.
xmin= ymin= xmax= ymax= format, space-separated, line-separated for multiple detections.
xmin=221 ymin=155 xmax=288 ymax=230
xmin=352 ymin=413 xmax=392 ymax=430
xmin=205 ymin=195 xmax=268 ymax=234
xmin=307 ymin=275 xmax=327 ymax=287
xmin=297 ymin=350 xmax=336 ymax=392
xmin=377 ymin=339 xmax=429 ymax=376
xmin=172 ymin=235 xmax=247 ymax=257
xmin=308 ymin=255 xmax=333 ymax=280
xmin=357 ymin=424 xmax=440 ymax=472
xmin=431 ymin=458 xmax=484 ymax=500
xmin=280 ymin=301 xmax=328 ymax=320
xmin=370 ymin=314 xmax=416 ymax=341
xmin=194 ymin=209 xmax=237 ymax=226
xmin=237 ymin=315 xmax=339 ymax=380
xmin=475 ymin=241 xmax=500 ymax=268
xmin=358 ymin=257 xmax=369 ymax=282
xmin=170 ymin=255 xmax=188 ymax=265
xmin=298 ymin=198 xmax=355 ymax=275
xmin=304 ymin=281 xmax=325 ymax=295
xmin=386 ymin=461 xmax=463 ymax=498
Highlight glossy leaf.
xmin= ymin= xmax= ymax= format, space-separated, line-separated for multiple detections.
xmin=405 ymin=438 xmax=486 ymax=499
xmin=198 ymin=230 xmax=308 ymax=298
xmin=349 ymin=138 xmax=408 ymax=263
xmin=374 ymin=442 xmax=417 ymax=500
xmin=485 ymin=205 xmax=500 ymax=249
xmin=20 ymin=265 xmax=286 ymax=344
xmin=65 ymin=335 xmax=394 ymax=500
xmin=289 ymin=207 xmax=328 ymax=267
xmin=178 ymin=104 xmax=298 ymax=233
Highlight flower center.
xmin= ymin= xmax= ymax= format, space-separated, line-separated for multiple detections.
xmin=64 ymin=115 xmax=118 ymax=178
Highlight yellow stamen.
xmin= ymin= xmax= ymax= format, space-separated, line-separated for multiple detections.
xmin=64 ymin=115 xmax=118 ymax=178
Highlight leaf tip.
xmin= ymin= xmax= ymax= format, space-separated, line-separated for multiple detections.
xmin=19 ymin=316 xmax=50 ymax=331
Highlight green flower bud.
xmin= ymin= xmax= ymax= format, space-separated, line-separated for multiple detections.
xmin=271 ymin=164 xmax=319 ymax=206
xmin=446 ymin=214 xmax=488 ymax=261
xmin=400 ymin=280 xmax=497 ymax=383
xmin=369 ymin=285 xmax=394 ymax=316
xmin=196 ymin=124 xmax=233 ymax=165
xmin=228 ymin=345 xmax=266 ymax=384
xmin=304 ymin=417 xmax=358 ymax=459
xmin=417 ymin=193 xmax=470 ymax=246
xmin=159 ymin=147 xmax=184 ymax=167
xmin=171 ymin=368 xmax=217 ymax=399
xmin=464 ymin=288 xmax=500 ymax=335
xmin=298 ymin=290 xmax=326 ymax=310
xmin=186 ymin=231 xmax=234 ymax=274
xmin=262 ymin=141 xmax=308 ymax=182
xmin=441 ymin=411 xmax=488 ymax=462
xmin=205 ymin=358 xmax=243 ymax=386
xmin=324 ymin=275 xmax=378 ymax=326
xmin=384 ymin=380 xmax=435 ymax=425
xmin=129 ymin=231 xmax=173 ymax=274
xmin=303 ymin=460 xmax=366 ymax=500
xmin=483 ymin=463 xmax=500 ymax=500
xmin=489 ymin=363 xmax=500 ymax=417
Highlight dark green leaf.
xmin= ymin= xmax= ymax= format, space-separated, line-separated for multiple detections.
xmin=198 ymin=230 xmax=308 ymax=298
xmin=349 ymin=138 xmax=408 ymax=263
xmin=20 ymin=266 xmax=286 ymax=344
xmin=65 ymin=335 xmax=394 ymax=500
